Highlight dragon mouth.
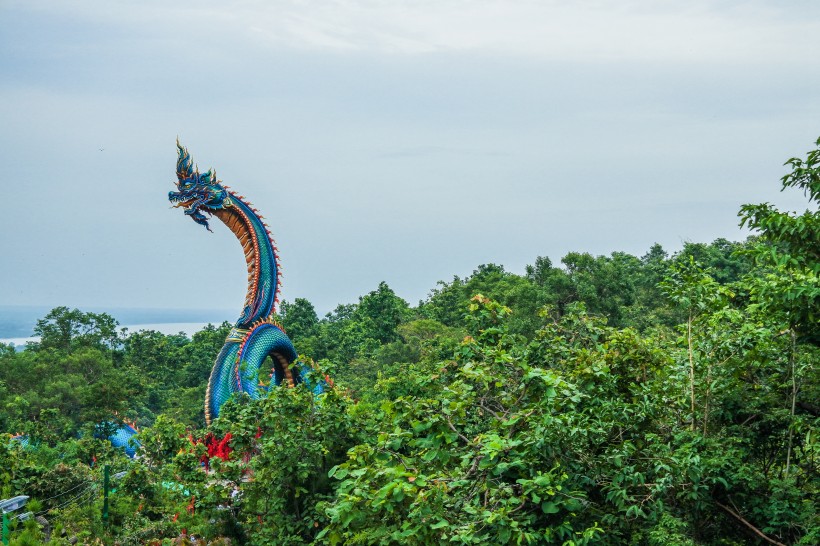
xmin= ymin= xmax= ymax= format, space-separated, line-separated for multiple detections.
xmin=169 ymin=189 xmax=215 ymax=231
xmin=168 ymin=179 xmax=226 ymax=231
xmin=168 ymin=192 xmax=199 ymax=210
xmin=173 ymin=200 xmax=197 ymax=210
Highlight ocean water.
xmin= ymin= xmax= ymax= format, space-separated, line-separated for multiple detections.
xmin=0 ymin=305 xmax=234 ymax=348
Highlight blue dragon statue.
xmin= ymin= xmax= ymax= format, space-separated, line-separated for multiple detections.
xmin=169 ymin=142 xmax=308 ymax=424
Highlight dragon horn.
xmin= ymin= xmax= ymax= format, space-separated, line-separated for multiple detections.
xmin=176 ymin=139 xmax=194 ymax=181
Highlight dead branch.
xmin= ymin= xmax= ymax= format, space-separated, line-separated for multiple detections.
xmin=715 ymin=501 xmax=786 ymax=546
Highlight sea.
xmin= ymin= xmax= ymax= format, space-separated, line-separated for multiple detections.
xmin=0 ymin=305 xmax=234 ymax=350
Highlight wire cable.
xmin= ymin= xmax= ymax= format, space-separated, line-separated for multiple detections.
xmin=35 ymin=478 xmax=96 ymax=504
xmin=32 ymin=466 xmax=123 ymax=518
xmin=35 ymin=484 xmax=98 ymax=517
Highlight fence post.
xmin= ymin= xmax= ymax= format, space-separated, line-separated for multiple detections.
xmin=102 ymin=465 xmax=110 ymax=527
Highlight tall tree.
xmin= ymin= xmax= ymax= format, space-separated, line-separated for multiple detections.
xmin=739 ymin=136 xmax=820 ymax=345
xmin=280 ymin=298 xmax=320 ymax=341
xmin=33 ymin=307 xmax=120 ymax=354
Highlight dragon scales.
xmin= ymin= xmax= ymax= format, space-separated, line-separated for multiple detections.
xmin=169 ymin=142 xmax=304 ymax=424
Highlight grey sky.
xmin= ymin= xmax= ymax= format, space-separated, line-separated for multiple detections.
xmin=1 ymin=0 xmax=819 ymax=315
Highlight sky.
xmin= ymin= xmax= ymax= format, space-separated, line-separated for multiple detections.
xmin=1 ymin=0 xmax=819 ymax=316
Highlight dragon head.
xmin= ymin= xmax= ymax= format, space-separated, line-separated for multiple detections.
xmin=169 ymin=141 xmax=231 ymax=231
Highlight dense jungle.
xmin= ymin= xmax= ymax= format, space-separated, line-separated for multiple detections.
xmin=0 ymin=139 xmax=817 ymax=545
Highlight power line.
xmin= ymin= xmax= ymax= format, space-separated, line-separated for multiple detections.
xmin=36 ymin=479 xmax=96 ymax=504
xmin=36 ymin=484 xmax=97 ymax=517
xmin=34 ymin=465 xmax=125 ymax=512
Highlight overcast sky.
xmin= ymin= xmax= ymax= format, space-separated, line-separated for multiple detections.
xmin=1 ymin=0 xmax=819 ymax=316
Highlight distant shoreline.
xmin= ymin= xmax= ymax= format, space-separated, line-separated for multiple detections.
xmin=0 ymin=305 xmax=234 ymax=339
xmin=0 ymin=321 xmax=225 ymax=348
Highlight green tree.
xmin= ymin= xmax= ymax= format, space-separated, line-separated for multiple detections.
xmin=33 ymin=307 xmax=120 ymax=354
xmin=660 ymin=258 xmax=732 ymax=430
xmin=281 ymin=298 xmax=321 ymax=357
xmin=354 ymin=281 xmax=411 ymax=345
xmin=322 ymin=296 xmax=602 ymax=545
xmin=210 ymin=364 xmax=355 ymax=545
xmin=739 ymin=136 xmax=820 ymax=346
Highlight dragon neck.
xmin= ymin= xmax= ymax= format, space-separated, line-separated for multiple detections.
xmin=212 ymin=191 xmax=281 ymax=329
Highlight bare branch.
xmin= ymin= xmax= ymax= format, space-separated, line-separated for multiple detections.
xmin=446 ymin=416 xmax=471 ymax=445
xmin=715 ymin=501 xmax=786 ymax=546
xmin=466 ymin=455 xmax=484 ymax=477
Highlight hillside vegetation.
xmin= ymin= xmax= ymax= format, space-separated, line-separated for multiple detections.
xmin=0 ymin=139 xmax=818 ymax=544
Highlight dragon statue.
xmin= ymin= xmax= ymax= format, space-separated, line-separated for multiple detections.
xmin=169 ymin=141 xmax=311 ymax=424
xmin=103 ymin=422 xmax=139 ymax=458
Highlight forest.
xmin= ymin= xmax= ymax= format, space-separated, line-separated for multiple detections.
xmin=0 ymin=139 xmax=817 ymax=545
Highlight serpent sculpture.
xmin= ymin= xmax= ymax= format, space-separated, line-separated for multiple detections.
xmin=169 ymin=141 xmax=305 ymax=424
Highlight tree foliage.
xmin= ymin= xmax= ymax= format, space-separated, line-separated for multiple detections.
xmin=1 ymin=138 xmax=818 ymax=544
